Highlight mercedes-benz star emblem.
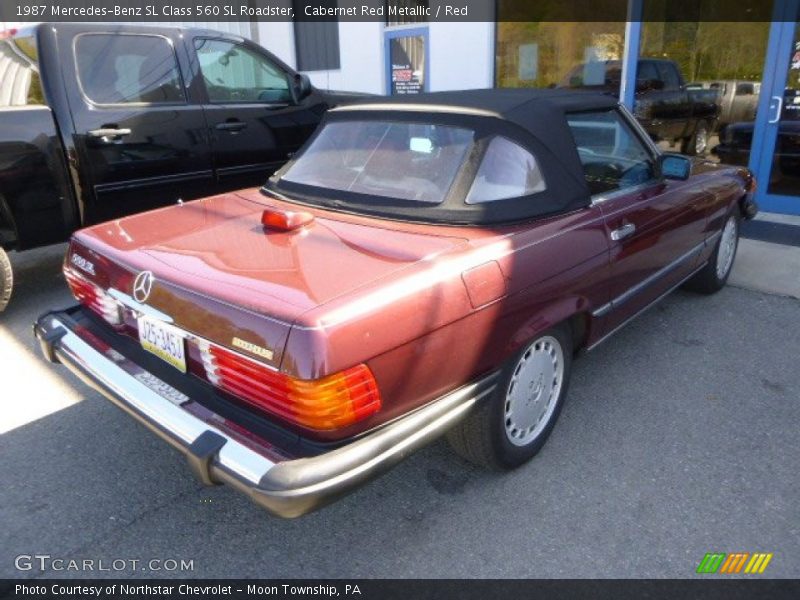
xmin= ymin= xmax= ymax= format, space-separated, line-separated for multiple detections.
xmin=132 ymin=271 xmax=154 ymax=303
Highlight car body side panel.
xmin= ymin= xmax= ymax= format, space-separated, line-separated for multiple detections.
xmin=0 ymin=28 xmax=77 ymax=250
xmin=53 ymin=25 xmax=217 ymax=225
xmin=596 ymin=176 xmax=711 ymax=335
xmin=694 ymin=167 xmax=748 ymax=264
xmin=284 ymin=204 xmax=611 ymax=441
xmin=0 ymin=107 xmax=74 ymax=250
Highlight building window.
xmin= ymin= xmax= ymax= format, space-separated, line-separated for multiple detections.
xmin=293 ymin=0 xmax=340 ymax=71
xmin=496 ymin=21 xmax=626 ymax=94
xmin=386 ymin=0 xmax=429 ymax=26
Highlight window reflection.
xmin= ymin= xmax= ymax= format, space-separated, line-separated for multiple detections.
xmin=496 ymin=22 xmax=625 ymax=94
xmin=640 ymin=13 xmax=768 ymax=160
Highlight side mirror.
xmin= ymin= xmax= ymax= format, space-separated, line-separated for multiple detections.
xmin=294 ymin=73 xmax=312 ymax=100
xmin=659 ymin=153 xmax=692 ymax=180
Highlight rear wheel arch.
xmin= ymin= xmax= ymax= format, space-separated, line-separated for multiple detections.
xmin=505 ymin=298 xmax=595 ymax=361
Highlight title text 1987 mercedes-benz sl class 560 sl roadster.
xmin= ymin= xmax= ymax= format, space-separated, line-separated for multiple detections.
xmin=35 ymin=90 xmax=757 ymax=517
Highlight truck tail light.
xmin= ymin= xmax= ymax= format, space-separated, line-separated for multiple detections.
xmin=198 ymin=342 xmax=381 ymax=430
xmin=64 ymin=268 xmax=122 ymax=326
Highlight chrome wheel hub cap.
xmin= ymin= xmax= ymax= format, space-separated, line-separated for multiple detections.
xmin=716 ymin=216 xmax=737 ymax=279
xmin=696 ymin=128 xmax=708 ymax=154
xmin=504 ymin=336 xmax=564 ymax=447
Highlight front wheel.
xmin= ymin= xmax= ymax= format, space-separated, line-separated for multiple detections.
xmin=0 ymin=247 xmax=12 ymax=312
xmin=684 ymin=214 xmax=739 ymax=294
xmin=447 ymin=325 xmax=573 ymax=470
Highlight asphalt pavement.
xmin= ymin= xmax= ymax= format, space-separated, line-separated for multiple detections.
xmin=1 ymin=234 xmax=798 ymax=579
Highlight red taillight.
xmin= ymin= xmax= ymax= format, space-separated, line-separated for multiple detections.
xmin=64 ymin=269 xmax=122 ymax=326
xmin=261 ymin=207 xmax=314 ymax=232
xmin=199 ymin=342 xmax=381 ymax=430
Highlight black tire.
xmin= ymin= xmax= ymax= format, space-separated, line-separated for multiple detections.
xmin=447 ymin=324 xmax=573 ymax=470
xmin=0 ymin=247 xmax=12 ymax=312
xmin=682 ymin=120 xmax=710 ymax=156
xmin=684 ymin=213 xmax=739 ymax=294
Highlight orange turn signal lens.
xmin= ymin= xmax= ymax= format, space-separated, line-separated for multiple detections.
xmin=200 ymin=342 xmax=381 ymax=430
xmin=286 ymin=364 xmax=382 ymax=429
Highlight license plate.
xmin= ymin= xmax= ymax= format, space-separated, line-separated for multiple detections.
xmin=137 ymin=316 xmax=187 ymax=373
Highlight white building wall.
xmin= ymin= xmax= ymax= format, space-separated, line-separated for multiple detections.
xmin=254 ymin=22 xmax=296 ymax=68
xmin=294 ymin=22 xmax=384 ymax=94
xmin=261 ymin=21 xmax=494 ymax=95
xmin=427 ymin=22 xmax=494 ymax=91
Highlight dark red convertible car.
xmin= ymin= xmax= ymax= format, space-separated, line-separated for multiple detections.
xmin=35 ymin=90 xmax=757 ymax=517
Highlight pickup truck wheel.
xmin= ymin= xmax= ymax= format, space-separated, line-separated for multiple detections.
xmin=446 ymin=325 xmax=572 ymax=470
xmin=683 ymin=120 xmax=710 ymax=156
xmin=0 ymin=247 xmax=12 ymax=312
xmin=684 ymin=214 xmax=739 ymax=294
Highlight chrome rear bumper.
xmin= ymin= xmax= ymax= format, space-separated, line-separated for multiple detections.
xmin=34 ymin=310 xmax=499 ymax=518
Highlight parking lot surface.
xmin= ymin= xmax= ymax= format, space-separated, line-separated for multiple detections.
xmin=1 ymin=243 xmax=798 ymax=578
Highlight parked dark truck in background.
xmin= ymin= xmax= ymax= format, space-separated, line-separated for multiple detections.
xmin=559 ymin=58 xmax=720 ymax=156
xmin=0 ymin=23 xmax=361 ymax=311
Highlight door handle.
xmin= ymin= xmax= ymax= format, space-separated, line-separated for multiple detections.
xmin=611 ymin=223 xmax=636 ymax=241
xmin=215 ymin=121 xmax=247 ymax=132
xmin=769 ymin=95 xmax=783 ymax=124
xmin=88 ymin=127 xmax=131 ymax=139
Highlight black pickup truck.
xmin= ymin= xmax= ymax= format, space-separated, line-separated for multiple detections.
xmin=559 ymin=58 xmax=720 ymax=156
xmin=0 ymin=23 xmax=362 ymax=311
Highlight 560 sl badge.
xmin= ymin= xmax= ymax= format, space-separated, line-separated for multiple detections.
xmin=70 ymin=253 xmax=95 ymax=275
xmin=232 ymin=337 xmax=274 ymax=361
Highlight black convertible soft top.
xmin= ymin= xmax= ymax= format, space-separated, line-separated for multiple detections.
xmin=267 ymin=89 xmax=621 ymax=225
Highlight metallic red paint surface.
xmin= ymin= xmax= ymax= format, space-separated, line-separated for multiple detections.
xmin=68 ymin=165 xmax=746 ymax=442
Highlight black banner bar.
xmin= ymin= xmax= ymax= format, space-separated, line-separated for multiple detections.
xmin=2 ymin=579 xmax=800 ymax=600
xmin=0 ymin=0 xmax=783 ymax=23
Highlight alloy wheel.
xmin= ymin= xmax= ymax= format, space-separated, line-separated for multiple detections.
xmin=716 ymin=216 xmax=738 ymax=280
xmin=503 ymin=336 xmax=564 ymax=447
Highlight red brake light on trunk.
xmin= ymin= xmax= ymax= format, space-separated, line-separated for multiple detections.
xmin=199 ymin=342 xmax=381 ymax=430
xmin=261 ymin=208 xmax=314 ymax=232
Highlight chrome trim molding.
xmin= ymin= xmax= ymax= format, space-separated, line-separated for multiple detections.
xmin=108 ymin=289 xmax=175 ymax=323
xmin=591 ymin=240 xmax=704 ymax=318
xmin=587 ymin=261 xmax=707 ymax=352
xmin=706 ymin=229 xmax=723 ymax=245
xmin=34 ymin=312 xmax=499 ymax=518
xmin=591 ymin=302 xmax=613 ymax=318
xmin=94 ymin=170 xmax=213 ymax=193
xmin=612 ymin=242 xmax=704 ymax=309
xmin=590 ymin=180 xmax=660 ymax=206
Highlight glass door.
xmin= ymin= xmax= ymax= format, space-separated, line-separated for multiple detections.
xmin=750 ymin=0 xmax=800 ymax=215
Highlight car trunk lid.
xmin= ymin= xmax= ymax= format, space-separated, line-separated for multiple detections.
xmin=69 ymin=190 xmax=469 ymax=368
